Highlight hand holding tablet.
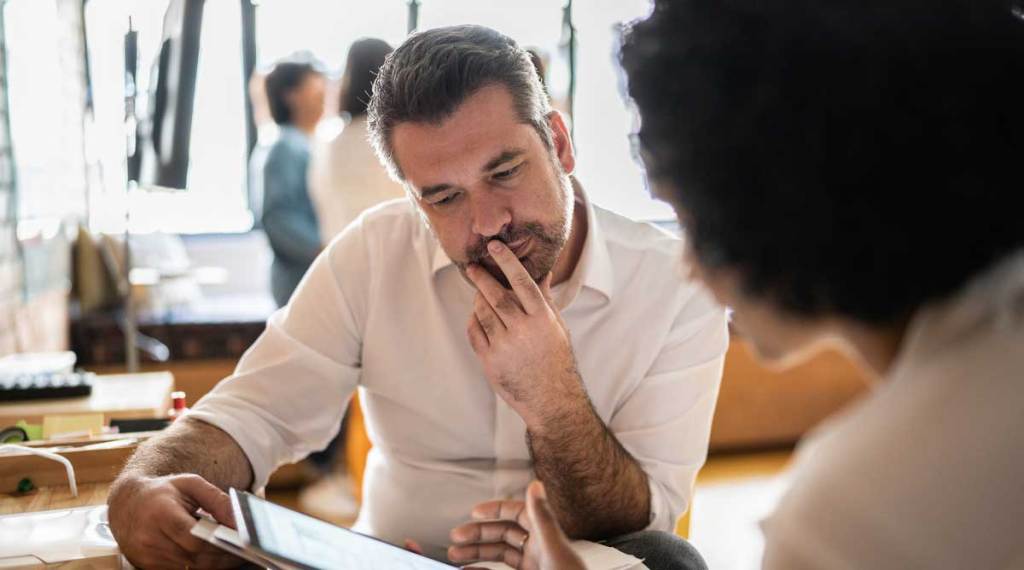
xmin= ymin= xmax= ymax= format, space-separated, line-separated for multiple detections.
xmin=191 ymin=489 xmax=456 ymax=570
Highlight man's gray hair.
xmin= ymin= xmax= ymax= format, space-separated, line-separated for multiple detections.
xmin=367 ymin=25 xmax=553 ymax=181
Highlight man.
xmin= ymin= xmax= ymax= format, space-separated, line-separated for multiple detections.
xmin=513 ymin=1 xmax=1024 ymax=569
xmin=107 ymin=25 xmax=727 ymax=570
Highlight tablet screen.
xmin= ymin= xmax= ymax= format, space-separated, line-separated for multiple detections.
xmin=235 ymin=490 xmax=456 ymax=570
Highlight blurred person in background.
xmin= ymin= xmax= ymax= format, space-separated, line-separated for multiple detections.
xmin=259 ymin=59 xmax=326 ymax=307
xmin=309 ymin=38 xmax=403 ymax=244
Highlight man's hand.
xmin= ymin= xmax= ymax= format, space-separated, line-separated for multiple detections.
xmin=449 ymin=481 xmax=584 ymax=570
xmin=465 ymin=240 xmax=589 ymax=428
xmin=466 ymin=239 xmax=652 ymax=540
xmin=107 ymin=473 xmax=243 ymax=569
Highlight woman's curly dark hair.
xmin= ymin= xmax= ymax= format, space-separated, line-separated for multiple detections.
xmin=620 ymin=0 xmax=1024 ymax=324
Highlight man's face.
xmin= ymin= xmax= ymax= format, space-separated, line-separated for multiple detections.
xmin=390 ymin=84 xmax=575 ymax=288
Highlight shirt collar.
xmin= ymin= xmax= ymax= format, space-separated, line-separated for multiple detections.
xmin=430 ymin=177 xmax=615 ymax=304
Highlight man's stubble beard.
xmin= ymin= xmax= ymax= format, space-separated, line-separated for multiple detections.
xmin=467 ymin=168 xmax=573 ymax=288
xmin=414 ymin=170 xmax=573 ymax=290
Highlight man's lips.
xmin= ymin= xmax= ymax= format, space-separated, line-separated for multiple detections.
xmin=484 ymin=237 xmax=531 ymax=263
xmin=507 ymin=237 xmax=531 ymax=258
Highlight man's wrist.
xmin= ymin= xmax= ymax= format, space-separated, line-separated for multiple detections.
xmin=523 ymin=384 xmax=597 ymax=438
xmin=109 ymin=470 xmax=154 ymax=506
xmin=110 ymin=470 xmax=141 ymax=494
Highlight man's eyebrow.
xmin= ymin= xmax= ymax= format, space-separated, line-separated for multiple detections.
xmin=417 ymin=149 xmax=526 ymax=198
xmin=419 ymin=183 xmax=453 ymax=199
xmin=481 ymin=148 xmax=527 ymax=173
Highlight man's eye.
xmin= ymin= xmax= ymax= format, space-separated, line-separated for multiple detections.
xmin=493 ymin=164 xmax=522 ymax=181
xmin=434 ymin=193 xmax=459 ymax=206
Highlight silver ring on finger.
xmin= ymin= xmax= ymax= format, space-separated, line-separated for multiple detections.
xmin=518 ymin=532 xmax=529 ymax=551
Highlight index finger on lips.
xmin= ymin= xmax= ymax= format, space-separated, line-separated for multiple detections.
xmin=486 ymin=240 xmax=546 ymax=315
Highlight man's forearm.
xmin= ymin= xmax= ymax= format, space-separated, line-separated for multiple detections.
xmin=115 ymin=417 xmax=254 ymax=491
xmin=527 ymin=399 xmax=651 ymax=540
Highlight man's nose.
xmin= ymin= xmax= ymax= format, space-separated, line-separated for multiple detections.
xmin=470 ymin=196 xmax=512 ymax=238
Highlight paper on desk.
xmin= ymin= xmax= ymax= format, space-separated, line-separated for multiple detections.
xmin=467 ymin=540 xmax=647 ymax=570
xmin=0 ymin=505 xmax=119 ymax=564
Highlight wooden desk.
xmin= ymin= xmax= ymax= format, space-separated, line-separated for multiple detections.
xmin=0 ymin=481 xmax=110 ymax=515
xmin=0 ymin=372 xmax=173 ymax=426
xmin=0 ymin=435 xmax=152 ymax=495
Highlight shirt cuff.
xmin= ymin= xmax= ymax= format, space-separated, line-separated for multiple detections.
xmin=645 ymin=476 xmax=689 ymax=533
xmin=185 ymin=406 xmax=276 ymax=493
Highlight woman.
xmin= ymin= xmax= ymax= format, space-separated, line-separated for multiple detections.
xmin=511 ymin=1 xmax=1024 ymax=569
xmin=308 ymin=38 xmax=404 ymax=245
xmin=259 ymin=60 xmax=326 ymax=307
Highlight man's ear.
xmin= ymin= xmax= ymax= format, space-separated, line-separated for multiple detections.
xmin=546 ymin=111 xmax=576 ymax=175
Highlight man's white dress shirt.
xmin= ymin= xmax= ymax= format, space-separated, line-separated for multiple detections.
xmin=190 ymin=190 xmax=728 ymax=557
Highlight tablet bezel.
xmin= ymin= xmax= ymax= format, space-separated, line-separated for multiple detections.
xmin=228 ymin=488 xmax=456 ymax=570
xmin=231 ymin=488 xmax=316 ymax=570
xmin=228 ymin=488 xmax=257 ymax=548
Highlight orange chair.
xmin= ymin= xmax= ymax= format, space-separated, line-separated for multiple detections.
xmin=344 ymin=393 xmax=373 ymax=503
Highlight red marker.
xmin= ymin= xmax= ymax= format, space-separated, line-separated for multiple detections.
xmin=168 ymin=391 xmax=189 ymax=421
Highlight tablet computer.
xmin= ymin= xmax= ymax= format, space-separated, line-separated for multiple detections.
xmin=229 ymin=488 xmax=456 ymax=570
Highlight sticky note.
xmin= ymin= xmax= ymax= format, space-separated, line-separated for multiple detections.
xmin=15 ymin=420 xmax=43 ymax=441
xmin=42 ymin=414 xmax=105 ymax=439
